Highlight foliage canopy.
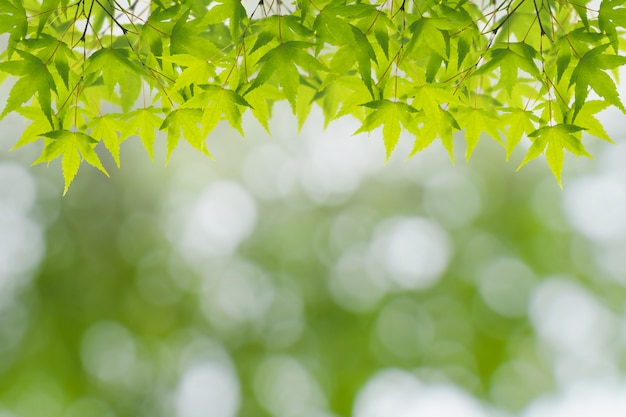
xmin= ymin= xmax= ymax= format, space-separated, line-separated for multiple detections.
xmin=1 ymin=0 xmax=625 ymax=191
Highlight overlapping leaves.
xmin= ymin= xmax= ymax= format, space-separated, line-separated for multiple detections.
xmin=0 ymin=0 xmax=625 ymax=191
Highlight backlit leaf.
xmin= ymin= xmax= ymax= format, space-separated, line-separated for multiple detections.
xmin=34 ymin=130 xmax=109 ymax=194
xmin=355 ymin=100 xmax=420 ymax=159
xmin=518 ymin=124 xmax=591 ymax=187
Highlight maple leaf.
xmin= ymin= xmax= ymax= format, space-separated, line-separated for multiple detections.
xmin=474 ymin=43 xmax=542 ymax=96
xmin=83 ymin=48 xmax=143 ymax=112
xmin=0 ymin=0 xmax=26 ymax=55
xmin=0 ymin=50 xmax=57 ymax=126
xmin=314 ymin=74 xmax=371 ymax=125
xmin=502 ymin=108 xmax=540 ymax=160
xmin=200 ymin=0 xmax=247 ymax=41
xmin=33 ymin=130 xmax=109 ymax=194
xmin=249 ymin=42 xmax=326 ymax=110
xmin=11 ymin=106 xmax=51 ymax=149
xmin=182 ymin=85 xmax=252 ymax=135
xmin=569 ymin=44 xmax=626 ymax=117
xmin=409 ymin=84 xmax=461 ymax=160
xmin=160 ymin=54 xmax=217 ymax=91
xmin=314 ymin=6 xmax=358 ymax=46
xmin=314 ymin=7 xmax=378 ymax=95
xmin=170 ymin=11 xmax=224 ymax=56
xmin=124 ymin=108 xmax=164 ymax=161
xmin=20 ymin=34 xmax=76 ymax=89
xmin=518 ymin=124 xmax=591 ymax=187
xmin=159 ymin=108 xmax=209 ymax=160
xmin=572 ymin=100 xmax=612 ymax=143
xmin=411 ymin=111 xmax=460 ymax=161
xmin=455 ymin=108 xmax=503 ymax=160
xmin=244 ymin=84 xmax=282 ymax=132
xmin=354 ymin=100 xmax=420 ymax=159
xmin=89 ymin=114 xmax=126 ymax=167
xmin=599 ymin=0 xmax=626 ymax=52
xmin=35 ymin=0 xmax=61 ymax=37
xmin=405 ymin=17 xmax=458 ymax=61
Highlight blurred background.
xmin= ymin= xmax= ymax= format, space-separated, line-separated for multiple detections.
xmin=1 ymin=79 xmax=626 ymax=417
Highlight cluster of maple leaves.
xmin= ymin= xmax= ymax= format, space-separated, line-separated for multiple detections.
xmin=0 ymin=0 xmax=625 ymax=192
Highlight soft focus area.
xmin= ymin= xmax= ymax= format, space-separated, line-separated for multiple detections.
xmin=1 ymin=89 xmax=626 ymax=417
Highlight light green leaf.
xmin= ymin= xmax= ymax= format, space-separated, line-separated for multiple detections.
xmin=503 ymin=108 xmax=539 ymax=160
xmin=0 ymin=0 xmax=26 ymax=55
xmin=0 ymin=50 xmax=57 ymax=124
xmin=570 ymin=44 xmax=626 ymax=116
xmin=355 ymin=100 xmax=420 ymax=159
xmin=125 ymin=108 xmax=164 ymax=161
xmin=250 ymin=42 xmax=325 ymax=111
xmin=474 ymin=43 xmax=542 ymax=95
xmin=573 ymin=100 xmax=612 ymax=142
xmin=405 ymin=18 xmax=453 ymax=61
xmin=183 ymin=86 xmax=252 ymax=135
xmin=33 ymin=130 xmax=109 ymax=194
xmin=518 ymin=124 xmax=591 ymax=186
xmin=244 ymin=84 xmax=282 ymax=132
xmin=11 ymin=106 xmax=52 ymax=149
xmin=89 ymin=114 xmax=124 ymax=167
xmin=455 ymin=108 xmax=503 ymax=160
xmin=201 ymin=0 xmax=247 ymax=40
xmin=160 ymin=108 xmax=208 ymax=160
xmin=166 ymin=54 xmax=217 ymax=91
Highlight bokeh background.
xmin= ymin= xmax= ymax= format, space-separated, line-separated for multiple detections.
xmin=1 ymin=76 xmax=626 ymax=417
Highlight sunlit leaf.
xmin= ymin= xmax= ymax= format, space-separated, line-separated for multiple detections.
xmin=33 ymin=129 xmax=109 ymax=194
xmin=569 ymin=44 xmax=626 ymax=117
xmin=518 ymin=124 xmax=591 ymax=187
xmin=355 ymin=100 xmax=420 ymax=159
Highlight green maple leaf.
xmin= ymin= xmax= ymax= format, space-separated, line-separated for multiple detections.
xmin=0 ymin=50 xmax=57 ymax=125
xmin=350 ymin=26 xmax=378 ymax=97
xmin=502 ymin=108 xmax=539 ymax=160
xmin=84 ymin=48 xmax=143 ymax=111
xmin=313 ymin=74 xmax=371 ymax=125
xmin=599 ymin=0 xmax=626 ymax=52
xmin=170 ymin=11 xmax=223 ymax=56
xmin=22 ymin=34 xmax=76 ymax=89
xmin=35 ymin=0 xmax=61 ymax=37
xmin=314 ymin=6 xmax=356 ymax=46
xmin=249 ymin=42 xmax=326 ymax=110
xmin=0 ymin=0 xmax=26 ymax=55
xmin=11 ymin=106 xmax=51 ymax=149
xmin=572 ymin=100 xmax=612 ymax=142
xmin=182 ymin=85 xmax=252 ymax=135
xmin=89 ymin=114 xmax=125 ymax=167
xmin=405 ymin=17 xmax=455 ymax=61
xmin=124 ymin=108 xmax=164 ymax=161
xmin=314 ymin=7 xmax=377 ymax=95
xmin=474 ymin=43 xmax=542 ymax=96
xmin=33 ymin=130 xmax=109 ymax=194
xmin=455 ymin=108 xmax=503 ymax=160
xmin=411 ymin=111 xmax=459 ymax=161
xmin=161 ymin=54 xmax=218 ymax=91
xmin=409 ymin=85 xmax=461 ymax=160
xmin=569 ymin=44 xmax=626 ymax=117
xmin=555 ymin=39 xmax=572 ymax=84
xmin=354 ymin=100 xmax=420 ymax=159
xmin=296 ymin=84 xmax=317 ymax=131
xmin=0 ymin=0 xmax=25 ymax=33
xmin=160 ymin=108 xmax=209 ymax=160
xmin=518 ymin=124 xmax=591 ymax=187
xmin=200 ymin=0 xmax=247 ymax=40
xmin=244 ymin=84 xmax=282 ymax=132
